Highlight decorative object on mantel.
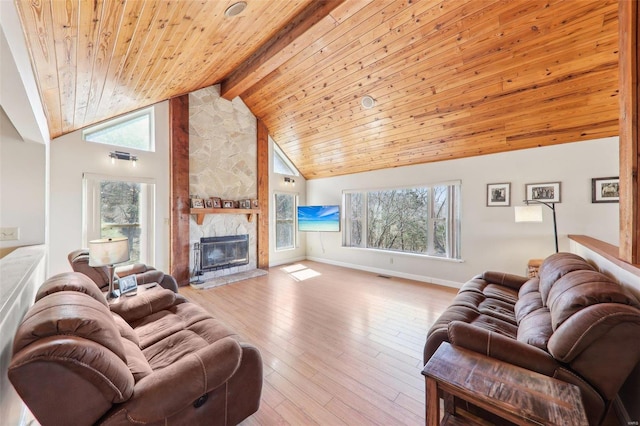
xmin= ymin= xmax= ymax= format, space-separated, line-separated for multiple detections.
xmin=252 ymin=199 xmax=259 ymax=208
xmin=486 ymin=183 xmax=510 ymax=207
xmin=204 ymin=198 xmax=214 ymax=208
xmin=223 ymin=200 xmax=234 ymax=208
xmin=591 ymin=176 xmax=619 ymax=203
xmin=525 ymin=182 xmax=561 ymax=203
xmin=239 ymin=199 xmax=252 ymax=209
xmin=191 ymin=198 xmax=204 ymax=208
xmin=212 ymin=197 xmax=222 ymax=208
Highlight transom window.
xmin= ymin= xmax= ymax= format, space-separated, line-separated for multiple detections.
xmin=83 ymin=107 xmax=154 ymax=152
xmin=343 ymin=182 xmax=461 ymax=259
xmin=273 ymin=143 xmax=298 ymax=176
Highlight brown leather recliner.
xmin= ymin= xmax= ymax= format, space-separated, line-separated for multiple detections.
xmin=8 ymin=272 xmax=262 ymax=425
xmin=424 ymin=252 xmax=640 ymax=426
xmin=68 ymin=249 xmax=179 ymax=292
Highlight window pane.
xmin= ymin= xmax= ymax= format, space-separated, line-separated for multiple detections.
xmin=83 ymin=109 xmax=153 ymax=151
xmin=100 ymin=181 xmax=143 ymax=263
xmin=343 ymin=183 xmax=460 ymax=259
xmin=275 ymin=193 xmax=295 ymax=250
xmin=367 ymin=188 xmax=428 ymax=254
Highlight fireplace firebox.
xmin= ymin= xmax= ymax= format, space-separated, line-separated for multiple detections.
xmin=199 ymin=234 xmax=249 ymax=271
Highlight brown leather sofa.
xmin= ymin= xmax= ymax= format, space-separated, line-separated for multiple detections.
xmin=68 ymin=249 xmax=179 ymax=293
xmin=424 ymin=252 xmax=640 ymax=426
xmin=8 ymin=272 xmax=262 ymax=425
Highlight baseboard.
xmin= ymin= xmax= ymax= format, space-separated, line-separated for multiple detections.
xmin=305 ymin=256 xmax=463 ymax=289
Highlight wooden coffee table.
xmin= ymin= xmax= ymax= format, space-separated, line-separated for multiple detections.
xmin=422 ymin=342 xmax=588 ymax=426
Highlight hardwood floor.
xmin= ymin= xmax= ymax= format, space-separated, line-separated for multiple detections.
xmin=179 ymin=261 xmax=457 ymax=425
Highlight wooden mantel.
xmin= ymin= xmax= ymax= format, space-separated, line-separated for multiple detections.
xmin=190 ymin=208 xmax=261 ymax=225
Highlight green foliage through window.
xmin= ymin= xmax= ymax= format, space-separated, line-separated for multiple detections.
xmin=275 ymin=193 xmax=296 ymax=250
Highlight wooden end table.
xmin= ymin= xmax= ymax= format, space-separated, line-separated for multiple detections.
xmin=422 ymin=342 xmax=588 ymax=426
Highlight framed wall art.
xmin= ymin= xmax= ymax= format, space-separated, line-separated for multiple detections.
xmin=525 ymin=182 xmax=561 ymax=203
xmin=592 ymin=176 xmax=619 ymax=203
xmin=487 ymin=183 xmax=510 ymax=207
xmin=190 ymin=198 xmax=204 ymax=208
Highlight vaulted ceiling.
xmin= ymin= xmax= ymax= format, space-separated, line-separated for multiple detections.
xmin=16 ymin=0 xmax=618 ymax=179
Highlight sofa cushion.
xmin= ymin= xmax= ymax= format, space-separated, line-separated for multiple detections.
xmin=516 ymin=307 xmax=552 ymax=350
xmin=538 ymin=252 xmax=595 ymax=306
xmin=518 ymin=277 xmax=540 ymax=297
xmin=460 ymin=278 xmax=519 ymax=305
xmin=35 ymin=272 xmax=108 ymax=307
xmin=514 ymin=291 xmax=544 ymax=324
xmin=122 ymin=338 xmax=153 ymax=381
xmin=548 ymin=270 xmax=640 ymax=330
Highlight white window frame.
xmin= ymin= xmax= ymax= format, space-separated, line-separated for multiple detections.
xmin=273 ymin=143 xmax=299 ymax=177
xmin=274 ymin=192 xmax=298 ymax=251
xmin=82 ymin=107 xmax=155 ymax=152
xmin=342 ymin=181 xmax=461 ymax=260
xmin=82 ymin=173 xmax=156 ymax=265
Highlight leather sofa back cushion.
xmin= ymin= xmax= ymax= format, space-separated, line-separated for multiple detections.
xmin=548 ymin=270 xmax=640 ymax=330
xmin=538 ymin=252 xmax=595 ymax=306
xmin=12 ymin=292 xmax=128 ymax=363
xmin=516 ymin=307 xmax=552 ymax=349
xmin=35 ymin=272 xmax=108 ymax=307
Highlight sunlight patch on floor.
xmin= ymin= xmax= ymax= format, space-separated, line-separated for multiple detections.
xmin=281 ymin=263 xmax=322 ymax=281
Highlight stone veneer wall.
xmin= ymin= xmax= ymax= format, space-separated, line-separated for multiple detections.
xmin=189 ymin=85 xmax=257 ymax=281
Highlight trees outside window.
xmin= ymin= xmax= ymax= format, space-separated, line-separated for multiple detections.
xmin=275 ymin=193 xmax=296 ymax=250
xmin=343 ymin=182 xmax=460 ymax=259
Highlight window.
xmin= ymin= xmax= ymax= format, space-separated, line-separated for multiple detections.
xmin=83 ymin=174 xmax=156 ymax=265
xmin=274 ymin=143 xmax=299 ymax=176
xmin=275 ymin=192 xmax=297 ymax=250
xmin=343 ymin=182 xmax=460 ymax=259
xmin=83 ymin=107 xmax=154 ymax=151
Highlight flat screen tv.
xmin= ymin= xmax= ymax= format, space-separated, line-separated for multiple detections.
xmin=297 ymin=205 xmax=340 ymax=232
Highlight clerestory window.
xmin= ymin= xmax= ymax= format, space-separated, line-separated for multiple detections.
xmin=82 ymin=107 xmax=154 ymax=152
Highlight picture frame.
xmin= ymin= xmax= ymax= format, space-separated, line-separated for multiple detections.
xmin=486 ymin=183 xmax=510 ymax=207
xmin=212 ymin=197 xmax=222 ymax=208
xmin=118 ymin=274 xmax=138 ymax=295
xmin=222 ymin=200 xmax=234 ymax=208
xmin=252 ymin=199 xmax=259 ymax=209
xmin=592 ymin=176 xmax=619 ymax=203
xmin=525 ymin=182 xmax=561 ymax=203
xmin=204 ymin=198 xmax=214 ymax=208
xmin=191 ymin=198 xmax=204 ymax=208
xmin=239 ymin=199 xmax=252 ymax=209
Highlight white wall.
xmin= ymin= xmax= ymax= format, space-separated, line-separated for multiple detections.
xmin=306 ymin=137 xmax=619 ymax=286
xmin=269 ymin=136 xmax=308 ymax=266
xmin=0 ymin=108 xmax=46 ymax=252
xmin=49 ymin=102 xmax=170 ymax=276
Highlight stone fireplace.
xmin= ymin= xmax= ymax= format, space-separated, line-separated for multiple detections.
xmin=189 ymin=85 xmax=258 ymax=283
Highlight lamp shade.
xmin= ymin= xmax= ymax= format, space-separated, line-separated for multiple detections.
xmin=88 ymin=237 xmax=130 ymax=266
xmin=514 ymin=205 xmax=543 ymax=223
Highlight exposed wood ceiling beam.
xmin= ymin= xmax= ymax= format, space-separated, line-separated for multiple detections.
xmin=220 ymin=0 xmax=348 ymax=100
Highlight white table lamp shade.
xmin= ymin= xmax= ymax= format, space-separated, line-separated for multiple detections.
xmin=88 ymin=237 xmax=130 ymax=266
xmin=514 ymin=205 xmax=543 ymax=223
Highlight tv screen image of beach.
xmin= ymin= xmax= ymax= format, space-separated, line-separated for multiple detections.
xmin=297 ymin=205 xmax=340 ymax=232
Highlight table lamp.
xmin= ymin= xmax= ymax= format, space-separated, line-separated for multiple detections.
xmin=88 ymin=237 xmax=130 ymax=300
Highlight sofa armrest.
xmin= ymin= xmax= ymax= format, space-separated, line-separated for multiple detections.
xmin=447 ymin=321 xmax=559 ymax=376
xmin=480 ymin=271 xmax=529 ymax=290
xmin=109 ymin=288 xmax=177 ymax=322
xmin=117 ymin=337 xmax=243 ymax=423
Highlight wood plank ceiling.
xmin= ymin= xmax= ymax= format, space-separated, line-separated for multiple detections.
xmin=16 ymin=0 xmax=618 ymax=179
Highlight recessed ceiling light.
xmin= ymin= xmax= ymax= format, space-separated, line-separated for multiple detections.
xmin=225 ymin=2 xmax=247 ymax=17
xmin=361 ymin=95 xmax=376 ymax=109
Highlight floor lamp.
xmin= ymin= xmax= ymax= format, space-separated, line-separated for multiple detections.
xmin=514 ymin=200 xmax=558 ymax=253
xmin=88 ymin=237 xmax=130 ymax=300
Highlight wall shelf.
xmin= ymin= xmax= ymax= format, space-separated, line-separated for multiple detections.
xmin=190 ymin=208 xmax=260 ymax=225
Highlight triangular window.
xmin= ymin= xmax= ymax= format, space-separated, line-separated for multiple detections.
xmin=83 ymin=107 xmax=154 ymax=152
xmin=274 ymin=143 xmax=299 ymax=176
